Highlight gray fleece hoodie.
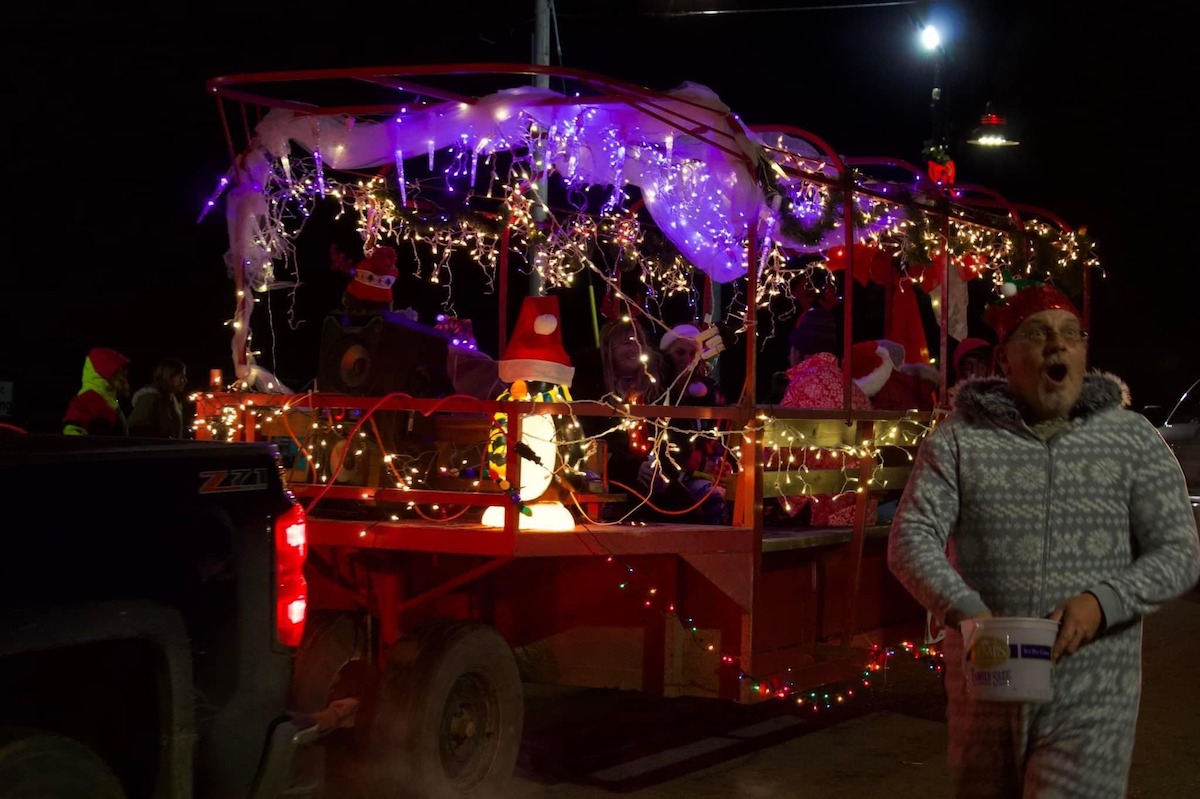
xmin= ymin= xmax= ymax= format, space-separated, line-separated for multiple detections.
xmin=888 ymin=372 xmax=1199 ymax=798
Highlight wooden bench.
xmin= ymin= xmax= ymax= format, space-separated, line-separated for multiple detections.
xmin=762 ymin=523 xmax=894 ymax=552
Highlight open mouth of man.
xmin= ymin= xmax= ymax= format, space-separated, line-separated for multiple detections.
xmin=1044 ymin=363 xmax=1069 ymax=384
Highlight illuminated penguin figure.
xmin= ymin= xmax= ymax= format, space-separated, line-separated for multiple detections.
xmin=482 ymin=295 xmax=577 ymax=531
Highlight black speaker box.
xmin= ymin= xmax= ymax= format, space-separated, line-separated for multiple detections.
xmin=318 ymin=312 xmax=455 ymax=397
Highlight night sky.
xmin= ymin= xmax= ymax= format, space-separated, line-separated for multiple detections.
xmin=1 ymin=1 xmax=1195 ymax=430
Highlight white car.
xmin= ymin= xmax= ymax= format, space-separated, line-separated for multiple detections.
xmin=1157 ymin=378 xmax=1200 ymax=527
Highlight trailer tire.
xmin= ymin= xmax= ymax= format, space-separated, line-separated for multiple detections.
xmin=0 ymin=728 xmax=126 ymax=799
xmin=370 ymin=621 xmax=523 ymax=799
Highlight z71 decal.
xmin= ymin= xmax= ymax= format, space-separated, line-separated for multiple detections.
xmin=199 ymin=468 xmax=269 ymax=493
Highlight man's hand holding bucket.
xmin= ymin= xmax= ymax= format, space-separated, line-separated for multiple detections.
xmin=1048 ymin=591 xmax=1105 ymax=662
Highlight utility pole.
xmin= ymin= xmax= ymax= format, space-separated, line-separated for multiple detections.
xmin=530 ymin=0 xmax=551 ymax=296
xmin=534 ymin=0 xmax=550 ymax=90
xmin=929 ymin=54 xmax=944 ymax=155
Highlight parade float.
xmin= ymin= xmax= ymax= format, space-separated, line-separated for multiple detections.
xmin=196 ymin=63 xmax=1099 ymax=797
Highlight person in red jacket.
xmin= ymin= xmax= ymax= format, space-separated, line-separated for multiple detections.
xmin=62 ymin=347 xmax=131 ymax=436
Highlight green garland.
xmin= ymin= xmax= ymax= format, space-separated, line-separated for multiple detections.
xmin=757 ymin=157 xmax=871 ymax=248
xmin=921 ymin=141 xmax=952 ymax=165
xmin=899 ymin=204 xmax=936 ymax=266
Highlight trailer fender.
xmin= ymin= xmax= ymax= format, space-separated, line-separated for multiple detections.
xmin=290 ymin=612 xmax=370 ymax=713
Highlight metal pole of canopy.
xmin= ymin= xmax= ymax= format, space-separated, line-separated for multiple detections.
xmin=840 ymin=172 xmax=855 ymax=415
xmin=742 ymin=219 xmax=758 ymax=407
xmin=939 ymin=207 xmax=951 ymax=407
xmin=533 ymin=2 xmax=550 ymax=88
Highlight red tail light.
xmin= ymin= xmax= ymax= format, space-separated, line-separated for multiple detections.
xmin=274 ymin=501 xmax=308 ymax=647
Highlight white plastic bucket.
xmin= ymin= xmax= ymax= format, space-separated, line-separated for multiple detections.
xmin=959 ymin=617 xmax=1059 ymax=703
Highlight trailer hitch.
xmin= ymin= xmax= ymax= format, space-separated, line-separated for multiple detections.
xmin=289 ymin=697 xmax=361 ymax=738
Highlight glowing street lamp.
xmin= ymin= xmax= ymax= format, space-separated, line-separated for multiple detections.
xmin=920 ymin=24 xmax=942 ymax=52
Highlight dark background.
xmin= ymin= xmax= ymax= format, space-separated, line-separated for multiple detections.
xmin=1 ymin=1 xmax=1195 ymax=430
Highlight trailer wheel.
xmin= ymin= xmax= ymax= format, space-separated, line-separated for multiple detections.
xmin=371 ymin=621 xmax=523 ymax=799
xmin=0 ymin=728 xmax=126 ymax=799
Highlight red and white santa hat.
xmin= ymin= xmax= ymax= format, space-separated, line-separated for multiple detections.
xmin=347 ymin=246 xmax=399 ymax=303
xmin=850 ymin=340 xmax=894 ymax=398
xmin=499 ymin=295 xmax=575 ymax=387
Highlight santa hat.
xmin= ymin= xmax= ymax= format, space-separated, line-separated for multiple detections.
xmin=499 ymin=295 xmax=575 ymax=387
xmin=660 ymin=323 xmax=701 ymax=351
xmin=850 ymin=340 xmax=894 ymax=398
xmin=984 ymin=283 xmax=1080 ymax=342
xmin=87 ymin=347 xmax=130 ymax=380
xmin=953 ymin=337 xmax=993 ymax=374
xmin=347 ymin=246 xmax=398 ymax=304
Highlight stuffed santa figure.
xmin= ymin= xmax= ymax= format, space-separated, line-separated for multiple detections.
xmin=334 ymin=245 xmax=398 ymax=314
xmin=849 ymin=340 xmax=894 ymax=401
xmin=860 ymin=339 xmax=938 ymax=411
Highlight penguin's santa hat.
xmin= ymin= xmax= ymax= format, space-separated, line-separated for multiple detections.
xmin=499 ymin=296 xmax=575 ymax=387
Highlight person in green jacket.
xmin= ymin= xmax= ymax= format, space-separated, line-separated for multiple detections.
xmin=62 ymin=347 xmax=131 ymax=436
xmin=888 ymin=282 xmax=1200 ymax=798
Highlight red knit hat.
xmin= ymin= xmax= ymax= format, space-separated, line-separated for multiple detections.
xmin=984 ymin=283 xmax=1080 ymax=342
xmin=87 ymin=347 xmax=130 ymax=380
xmin=953 ymin=337 xmax=993 ymax=375
xmin=850 ymin=340 xmax=893 ymax=398
xmin=346 ymin=246 xmax=398 ymax=304
xmin=499 ymin=296 xmax=575 ymax=387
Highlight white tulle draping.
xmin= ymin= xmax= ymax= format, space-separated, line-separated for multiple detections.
xmin=220 ymin=82 xmax=876 ymax=389
xmin=227 ymin=83 xmax=769 ymax=289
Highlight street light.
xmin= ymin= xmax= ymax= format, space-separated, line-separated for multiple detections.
xmin=966 ymin=103 xmax=1020 ymax=146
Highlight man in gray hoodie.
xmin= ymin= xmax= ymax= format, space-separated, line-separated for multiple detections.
xmin=888 ymin=282 xmax=1200 ymax=798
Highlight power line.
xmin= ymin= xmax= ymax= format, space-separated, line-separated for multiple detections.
xmin=556 ymin=1 xmax=919 ymax=18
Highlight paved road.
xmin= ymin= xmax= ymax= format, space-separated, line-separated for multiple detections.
xmin=505 ymin=588 xmax=1200 ymax=798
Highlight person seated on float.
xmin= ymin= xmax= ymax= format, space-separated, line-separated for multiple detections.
xmin=571 ymin=318 xmax=701 ymax=522
xmin=792 ymin=278 xmax=842 ymax=358
xmin=951 ymin=336 xmax=995 ymax=387
xmin=769 ymin=280 xmax=843 ymax=403
xmin=777 ymin=335 xmax=871 ymax=411
xmin=653 ymin=323 xmax=736 ymax=525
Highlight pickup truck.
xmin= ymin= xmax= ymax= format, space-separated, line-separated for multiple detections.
xmin=0 ymin=432 xmax=326 ymax=799
xmin=1156 ymin=377 xmax=1200 ymax=526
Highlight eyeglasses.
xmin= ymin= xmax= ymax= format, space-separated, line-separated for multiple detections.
xmin=1009 ymin=325 xmax=1089 ymax=345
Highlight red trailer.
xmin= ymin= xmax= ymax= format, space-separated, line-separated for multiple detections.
xmin=197 ymin=64 xmax=1098 ymax=798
